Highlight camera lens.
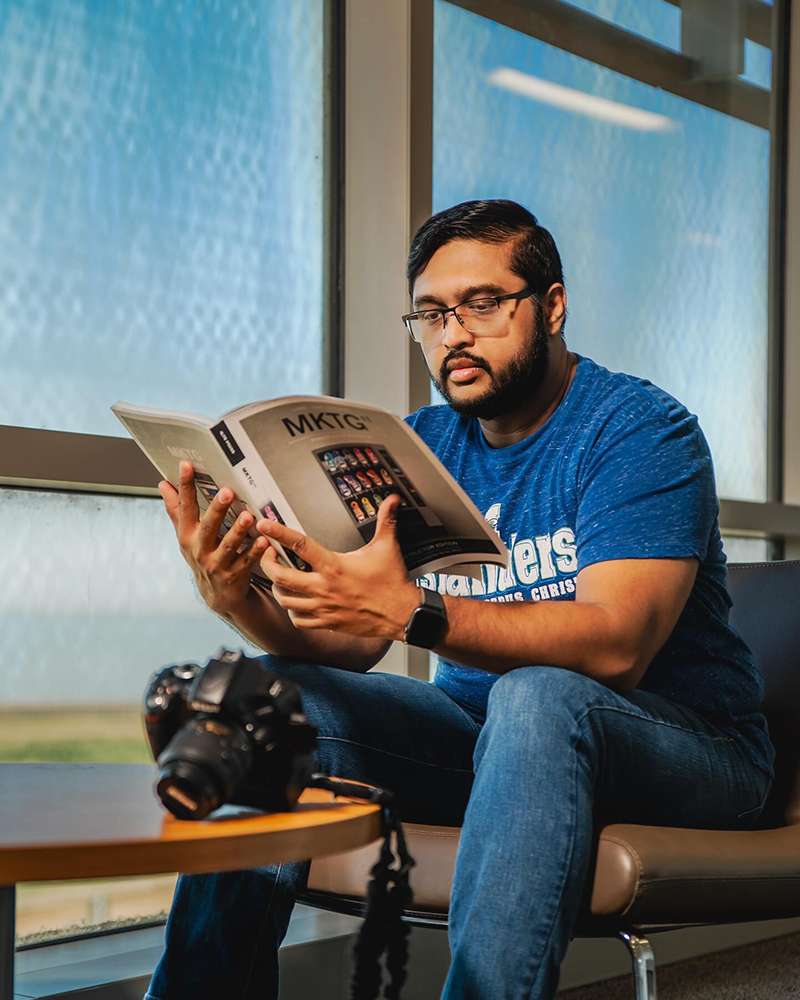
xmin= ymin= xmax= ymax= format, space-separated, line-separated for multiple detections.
xmin=156 ymin=716 xmax=252 ymax=820
xmin=157 ymin=760 xmax=220 ymax=820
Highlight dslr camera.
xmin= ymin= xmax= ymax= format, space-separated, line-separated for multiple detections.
xmin=143 ymin=648 xmax=318 ymax=820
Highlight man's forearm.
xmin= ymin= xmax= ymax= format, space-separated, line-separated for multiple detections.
xmin=220 ymin=586 xmax=391 ymax=672
xmin=433 ymin=596 xmax=639 ymax=690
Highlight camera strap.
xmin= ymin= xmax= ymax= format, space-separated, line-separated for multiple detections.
xmin=307 ymin=774 xmax=416 ymax=1000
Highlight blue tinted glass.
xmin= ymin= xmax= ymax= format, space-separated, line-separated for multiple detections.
xmin=0 ymin=0 xmax=325 ymax=436
xmin=433 ymin=0 xmax=772 ymax=501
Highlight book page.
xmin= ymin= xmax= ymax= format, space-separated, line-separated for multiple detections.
xmin=111 ymin=403 xmax=276 ymax=587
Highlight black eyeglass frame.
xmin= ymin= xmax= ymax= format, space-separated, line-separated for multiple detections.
xmin=401 ymin=286 xmax=537 ymax=342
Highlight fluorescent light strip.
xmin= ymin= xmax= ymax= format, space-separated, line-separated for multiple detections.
xmin=488 ymin=67 xmax=678 ymax=132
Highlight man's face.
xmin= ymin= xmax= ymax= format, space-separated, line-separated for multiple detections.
xmin=411 ymin=238 xmax=550 ymax=420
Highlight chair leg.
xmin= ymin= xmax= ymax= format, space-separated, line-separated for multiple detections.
xmin=0 ymin=885 xmax=15 ymax=1000
xmin=617 ymin=929 xmax=656 ymax=1000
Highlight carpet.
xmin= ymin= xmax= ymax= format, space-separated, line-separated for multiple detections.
xmin=559 ymin=930 xmax=800 ymax=998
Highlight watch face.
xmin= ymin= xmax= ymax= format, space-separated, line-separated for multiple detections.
xmin=405 ymin=592 xmax=447 ymax=649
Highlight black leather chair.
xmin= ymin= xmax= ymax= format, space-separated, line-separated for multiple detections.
xmin=300 ymin=561 xmax=800 ymax=999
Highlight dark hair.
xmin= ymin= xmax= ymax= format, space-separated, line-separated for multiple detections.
xmin=407 ymin=199 xmax=565 ymax=327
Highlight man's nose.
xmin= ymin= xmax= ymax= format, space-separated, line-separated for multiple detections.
xmin=441 ymin=310 xmax=474 ymax=349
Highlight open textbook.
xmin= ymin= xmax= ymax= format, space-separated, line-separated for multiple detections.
xmin=112 ymin=395 xmax=509 ymax=589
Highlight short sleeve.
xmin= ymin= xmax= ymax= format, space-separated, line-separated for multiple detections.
xmin=575 ymin=399 xmax=718 ymax=572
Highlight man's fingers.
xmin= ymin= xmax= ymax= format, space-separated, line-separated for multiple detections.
xmin=271 ymin=585 xmax=320 ymax=614
xmin=176 ymin=461 xmax=200 ymax=540
xmin=286 ymin=612 xmax=328 ymax=630
xmin=197 ymin=486 xmax=237 ymax=552
xmin=260 ymin=546 xmax=323 ymax=595
xmin=211 ymin=510 xmax=260 ymax=569
xmin=256 ymin=518 xmax=330 ymax=569
xmin=227 ymin=534 xmax=270 ymax=578
xmin=158 ymin=480 xmax=180 ymax=530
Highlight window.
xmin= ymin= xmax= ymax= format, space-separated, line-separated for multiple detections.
xmin=3 ymin=486 xmax=263 ymax=948
xmin=432 ymin=0 xmax=778 ymax=503
xmin=0 ymin=0 xmax=326 ymax=437
xmin=1 ymin=0 xmax=327 ymax=945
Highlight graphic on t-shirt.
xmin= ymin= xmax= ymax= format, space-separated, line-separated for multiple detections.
xmin=484 ymin=502 xmax=502 ymax=533
xmin=417 ymin=501 xmax=578 ymax=604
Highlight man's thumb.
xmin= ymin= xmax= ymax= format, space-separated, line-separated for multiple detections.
xmin=372 ymin=491 xmax=402 ymax=541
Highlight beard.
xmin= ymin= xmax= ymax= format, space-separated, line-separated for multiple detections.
xmin=431 ymin=309 xmax=550 ymax=420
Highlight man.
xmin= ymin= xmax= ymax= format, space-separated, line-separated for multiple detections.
xmin=145 ymin=200 xmax=774 ymax=1000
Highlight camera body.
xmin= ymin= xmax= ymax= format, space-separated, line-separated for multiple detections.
xmin=143 ymin=649 xmax=318 ymax=820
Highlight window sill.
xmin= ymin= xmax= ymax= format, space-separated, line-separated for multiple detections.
xmin=13 ymin=905 xmax=363 ymax=999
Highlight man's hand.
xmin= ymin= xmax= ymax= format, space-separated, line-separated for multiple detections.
xmin=257 ymin=492 xmax=419 ymax=639
xmin=158 ymin=461 xmax=269 ymax=616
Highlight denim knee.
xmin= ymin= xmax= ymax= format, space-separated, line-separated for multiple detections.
xmin=486 ymin=664 xmax=612 ymax=721
xmin=478 ymin=666 xmax=620 ymax=767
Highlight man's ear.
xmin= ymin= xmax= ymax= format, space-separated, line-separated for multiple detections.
xmin=545 ymin=283 xmax=567 ymax=335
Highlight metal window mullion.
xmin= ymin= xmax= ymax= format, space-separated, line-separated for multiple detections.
xmin=451 ymin=0 xmax=770 ymax=128
xmin=661 ymin=0 xmax=774 ymax=49
xmin=764 ymin=0 xmax=792 ymax=560
xmin=783 ymin=0 xmax=800 ymax=558
xmin=342 ymin=0 xmax=432 ymax=419
xmin=342 ymin=0 xmax=432 ymax=677
xmin=719 ymin=498 xmax=800 ymax=539
xmin=322 ymin=0 xmax=346 ymax=399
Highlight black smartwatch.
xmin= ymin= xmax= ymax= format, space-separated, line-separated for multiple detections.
xmin=402 ymin=587 xmax=448 ymax=649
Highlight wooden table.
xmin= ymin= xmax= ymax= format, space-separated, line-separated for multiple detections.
xmin=0 ymin=763 xmax=382 ymax=1000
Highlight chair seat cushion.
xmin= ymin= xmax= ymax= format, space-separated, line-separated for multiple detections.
xmin=592 ymin=822 xmax=800 ymax=923
xmin=309 ymin=823 xmax=459 ymax=911
xmin=307 ymin=821 xmax=800 ymax=923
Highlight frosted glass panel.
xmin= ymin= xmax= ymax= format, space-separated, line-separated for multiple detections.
xmin=722 ymin=535 xmax=772 ymax=564
xmin=433 ymin=1 xmax=773 ymax=501
xmin=0 ymin=487 xmax=260 ymax=707
xmin=0 ymin=485 xmax=263 ymax=945
xmin=0 ymin=0 xmax=325 ymax=436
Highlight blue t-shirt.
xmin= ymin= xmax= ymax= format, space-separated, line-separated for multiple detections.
xmin=404 ymin=354 xmax=775 ymax=780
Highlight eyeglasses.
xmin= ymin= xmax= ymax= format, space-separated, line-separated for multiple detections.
xmin=402 ymin=287 xmax=536 ymax=345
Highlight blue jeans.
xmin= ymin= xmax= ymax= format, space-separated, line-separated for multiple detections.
xmin=145 ymin=657 xmax=772 ymax=1000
